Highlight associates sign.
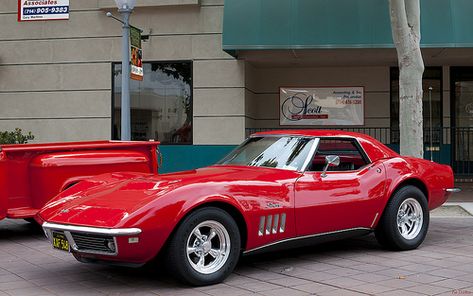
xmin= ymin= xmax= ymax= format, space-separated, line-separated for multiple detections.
xmin=280 ymin=87 xmax=364 ymax=126
xmin=18 ymin=0 xmax=70 ymax=22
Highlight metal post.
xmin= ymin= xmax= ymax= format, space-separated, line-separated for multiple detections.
xmin=429 ymin=86 xmax=433 ymax=161
xmin=120 ymin=8 xmax=132 ymax=141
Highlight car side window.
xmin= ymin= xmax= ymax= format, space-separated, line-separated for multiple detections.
xmin=308 ymin=138 xmax=369 ymax=172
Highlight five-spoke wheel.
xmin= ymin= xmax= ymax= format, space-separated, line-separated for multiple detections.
xmin=186 ymin=221 xmax=231 ymax=274
xmin=396 ymin=198 xmax=424 ymax=240
xmin=376 ymin=185 xmax=429 ymax=250
xmin=166 ymin=207 xmax=240 ymax=286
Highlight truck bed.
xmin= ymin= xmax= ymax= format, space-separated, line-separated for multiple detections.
xmin=0 ymin=141 xmax=159 ymax=220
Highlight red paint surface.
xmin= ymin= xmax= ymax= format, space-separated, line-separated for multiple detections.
xmin=38 ymin=131 xmax=454 ymax=265
xmin=295 ymin=160 xmax=387 ymax=235
xmin=0 ymin=150 xmax=6 ymax=220
xmin=1 ymin=141 xmax=158 ymax=219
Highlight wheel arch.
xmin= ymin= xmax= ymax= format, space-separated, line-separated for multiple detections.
xmin=374 ymin=177 xmax=431 ymax=250
xmin=195 ymin=201 xmax=247 ymax=249
xmin=165 ymin=200 xmax=248 ymax=251
xmin=391 ymin=178 xmax=429 ymax=202
xmin=375 ymin=177 xmax=429 ymax=229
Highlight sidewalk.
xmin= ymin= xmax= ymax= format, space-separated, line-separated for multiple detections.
xmin=0 ymin=185 xmax=470 ymax=295
xmin=450 ymin=182 xmax=473 ymax=202
xmin=441 ymin=183 xmax=473 ymax=216
xmin=1 ymin=218 xmax=473 ymax=296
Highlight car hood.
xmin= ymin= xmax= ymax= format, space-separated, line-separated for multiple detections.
xmin=39 ymin=166 xmax=301 ymax=228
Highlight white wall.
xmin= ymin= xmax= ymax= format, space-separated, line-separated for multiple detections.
xmin=245 ymin=66 xmax=391 ymax=130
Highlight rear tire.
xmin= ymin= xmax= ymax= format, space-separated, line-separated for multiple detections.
xmin=166 ymin=207 xmax=241 ymax=286
xmin=375 ymin=185 xmax=429 ymax=250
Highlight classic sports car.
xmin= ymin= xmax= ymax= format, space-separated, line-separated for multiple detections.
xmin=38 ymin=130 xmax=458 ymax=286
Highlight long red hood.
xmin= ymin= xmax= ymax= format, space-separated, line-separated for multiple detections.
xmin=39 ymin=166 xmax=301 ymax=228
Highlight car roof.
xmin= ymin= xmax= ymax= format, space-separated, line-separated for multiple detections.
xmin=251 ymin=129 xmax=399 ymax=162
xmin=253 ymin=129 xmax=371 ymax=138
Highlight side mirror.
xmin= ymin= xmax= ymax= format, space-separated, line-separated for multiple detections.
xmin=321 ymin=155 xmax=340 ymax=178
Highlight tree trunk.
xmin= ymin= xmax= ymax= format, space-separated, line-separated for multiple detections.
xmin=389 ymin=0 xmax=425 ymax=158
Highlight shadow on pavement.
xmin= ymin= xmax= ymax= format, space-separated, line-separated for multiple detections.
xmin=0 ymin=219 xmax=44 ymax=239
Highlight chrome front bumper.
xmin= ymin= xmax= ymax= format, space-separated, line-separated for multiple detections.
xmin=42 ymin=222 xmax=142 ymax=256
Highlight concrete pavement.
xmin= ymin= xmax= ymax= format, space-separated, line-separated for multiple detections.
xmin=0 ymin=215 xmax=472 ymax=296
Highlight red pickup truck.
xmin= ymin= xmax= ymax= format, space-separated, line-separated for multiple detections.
xmin=0 ymin=141 xmax=159 ymax=221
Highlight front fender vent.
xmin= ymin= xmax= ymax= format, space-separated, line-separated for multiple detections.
xmin=258 ymin=213 xmax=286 ymax=236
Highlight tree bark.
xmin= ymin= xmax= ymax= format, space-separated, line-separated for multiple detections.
xmin=389 ymin=0 xmax=425 ymax=158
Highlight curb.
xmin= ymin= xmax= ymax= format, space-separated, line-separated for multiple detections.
xmin=441 ymin=202 xmax=473 ymax=216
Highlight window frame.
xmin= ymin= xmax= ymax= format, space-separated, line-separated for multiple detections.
xmin=389 ymin=66 xmax=443 ymax=144
xmin=217 ymin=135 xmax=319 ymax=172
xmin=111 ymin=60 xmax=194 ymax=145
xmin=304 ymin=137 xmax=371 ymax=173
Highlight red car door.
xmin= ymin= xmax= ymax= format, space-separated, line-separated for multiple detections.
xmin=294 ymin=138 xmax=387 ymax=236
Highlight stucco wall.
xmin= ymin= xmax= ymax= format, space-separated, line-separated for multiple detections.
xmin=0 ymin=0 xmax=245 ymax=144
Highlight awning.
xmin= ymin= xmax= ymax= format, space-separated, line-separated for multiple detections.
xmin=222 ymin=0 xmax=473 ymax=55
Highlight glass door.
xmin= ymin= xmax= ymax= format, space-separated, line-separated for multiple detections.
xmin=451 ymin=67 xmax=473 ymax=175
xmin=390 ymin=67 xmax=442 ymax=161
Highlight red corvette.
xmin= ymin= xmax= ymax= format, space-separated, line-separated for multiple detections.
xmin=38 ymin=130 xmax=458 ymax=285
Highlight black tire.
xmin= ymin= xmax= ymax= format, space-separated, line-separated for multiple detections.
xmin=166 ymin=207 xmax=241 ymax=286
xmin=375 ymin=185 xmax=429 ymax=250
xmin=24 ymin=218 xmax=41 ymax=229
xmin=24 ymin=218 xmax=37 ymax=224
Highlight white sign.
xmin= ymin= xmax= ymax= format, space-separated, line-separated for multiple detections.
xmin=18 ymin=0 xmax=70 ymax=22
xmin=280 ymin=87 xmax=364 ymax=126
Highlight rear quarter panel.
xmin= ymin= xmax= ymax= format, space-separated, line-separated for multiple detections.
xmin=382 ymin=157 xmax=454 ymax=211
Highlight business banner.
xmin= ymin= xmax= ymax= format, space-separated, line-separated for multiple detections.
xmin=280 ymin=87 xmax=364 ymax=126
xmin=18 ymin=0 xmax=70 ymax=21
xmin=130 ymin=26 xmax=143 ymax=81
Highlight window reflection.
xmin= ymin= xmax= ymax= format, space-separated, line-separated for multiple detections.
xmin=218 ymin=137 xmax=315 ymax=171
xmin=113 ymin=62 xmax=192 ymax=144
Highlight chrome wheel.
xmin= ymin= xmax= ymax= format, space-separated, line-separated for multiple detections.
xmin=397 ymin=198 xmax=424 ymax=240
xmin=186 ymin=220 xmax=231 ymax=274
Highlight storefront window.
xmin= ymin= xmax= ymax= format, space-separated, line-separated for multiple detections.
xmin=113 ymin=62 xmax=192 ymax=144
xmin=390 ymin=67 xmax=442 ymax=144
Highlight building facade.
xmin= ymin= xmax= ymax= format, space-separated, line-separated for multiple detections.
xmin=2 ymin=0 xmax=473 ymax=176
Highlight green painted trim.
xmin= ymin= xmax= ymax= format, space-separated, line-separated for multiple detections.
xmin=159 ymin=145 xmax=237 ymax=174
xmin=160 ymin=144 xmax=452 ymax=174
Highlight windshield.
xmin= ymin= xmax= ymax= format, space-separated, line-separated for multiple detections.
xmin=217 ymin=136 xmax=315 ymax=171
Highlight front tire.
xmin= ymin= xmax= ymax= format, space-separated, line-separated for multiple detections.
xmin=166 ymin=207 xmax=241 ymax=286
xmin=375 ymin=185 xmax=429 ymax=250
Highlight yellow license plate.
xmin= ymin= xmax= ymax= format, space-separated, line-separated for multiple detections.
xmin=52 ymin=232 xmax=70 ymax=252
